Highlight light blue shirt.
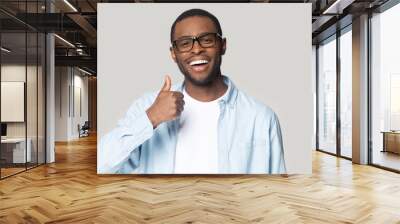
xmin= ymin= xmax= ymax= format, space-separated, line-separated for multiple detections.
xmin=98 ymin=76 xmax=286 ymax=174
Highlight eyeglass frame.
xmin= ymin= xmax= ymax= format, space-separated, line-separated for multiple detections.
xmin=171 ymin=32 xmax=223 ymax=53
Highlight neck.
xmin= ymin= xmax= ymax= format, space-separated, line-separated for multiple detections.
xmin=184 ymin=75 xmax=228 ymax=102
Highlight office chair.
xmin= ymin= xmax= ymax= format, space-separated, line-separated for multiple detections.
xmin=79 ymin=121 xmax=90 ymax=138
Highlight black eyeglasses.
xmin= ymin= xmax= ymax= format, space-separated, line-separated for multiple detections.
xmin=172 ymin=32 xmax=222 ymax=53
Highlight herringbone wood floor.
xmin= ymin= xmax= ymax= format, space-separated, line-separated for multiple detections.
xmin=1 ymin=134 xmax=400 ymax=224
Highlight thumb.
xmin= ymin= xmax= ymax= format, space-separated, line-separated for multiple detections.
xmin=161 ymin=75 xmax=171 ymax=91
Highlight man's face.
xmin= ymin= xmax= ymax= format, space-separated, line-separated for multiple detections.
xmin=170 ymin=16 xmax=226 ymax=86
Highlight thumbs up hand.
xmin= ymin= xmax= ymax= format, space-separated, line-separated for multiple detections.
xmin=146 ymin=75 xmax=185 ymax=128
xmin=161 ymin=75 xmax=172 ymax=91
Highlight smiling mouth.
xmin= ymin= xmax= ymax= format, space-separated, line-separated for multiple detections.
xmin=188 ymin=59 xmax=209 ymax=72
xmin=189 ymin=59 xmax=209 ymax=66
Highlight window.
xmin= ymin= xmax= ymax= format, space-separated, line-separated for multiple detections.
xmin=339 ymin=28 xmax=352 ymax=158
xmin=370 ymin=2 xmax=400 ymax=171
xmin=317 ymin=36 xmax=337 ymax=154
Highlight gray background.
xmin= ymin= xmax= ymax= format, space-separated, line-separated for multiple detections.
xmin=98 ymin=3 xmax=312 ymax=174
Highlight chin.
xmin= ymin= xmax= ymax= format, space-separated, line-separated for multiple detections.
xmin=186 ymin=73 xmax=215 ymax=86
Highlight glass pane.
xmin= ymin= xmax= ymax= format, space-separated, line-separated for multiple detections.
xmin=340 ymin=29 xmax=352 ymax=158
xmin=38 ymin=32 xmax=45 ymax=165
xmin=25 ymin=0 xmax=38 ymax=169
xmin=312 ymin=46 xmax=317 ymax=150
xmin=371 ymin=3 xmax=400 ymax=171
xmin=27 ymin=31 xmax=38 ymax=169
xmin=318 ymin=37 xmax=337 ymax=154
xmin=1 ymin=32 xmax=27 ymax=177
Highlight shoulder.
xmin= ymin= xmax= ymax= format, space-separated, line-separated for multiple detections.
xmin=235 ymin=89 xmax=278 ymax=121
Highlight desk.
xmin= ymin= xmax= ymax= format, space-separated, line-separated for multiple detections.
xmin=1 ymin=138 xmax=32 ymax=163
xmin=382 ymin=131 xmax=400 ymax=154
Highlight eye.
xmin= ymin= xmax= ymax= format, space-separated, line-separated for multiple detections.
xmin=202 ymin=37 xmax=212 ymax=43
xmin=178 ymin=39 xmax=191 ymax=47
xmin=200 ymin=34 xmax=215 ymax=44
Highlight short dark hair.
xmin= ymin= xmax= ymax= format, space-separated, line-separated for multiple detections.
xmin=170 ymin=8 xmax=223 ymax=43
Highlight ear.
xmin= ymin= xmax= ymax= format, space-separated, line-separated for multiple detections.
xmin=170 ymin=46 xmax=177 ymax=63
xmin=221 ymin=38 xmax=227 ymax=55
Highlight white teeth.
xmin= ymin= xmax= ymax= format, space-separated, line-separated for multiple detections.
xmin=190 ymin=60 xmax=209 ymax=66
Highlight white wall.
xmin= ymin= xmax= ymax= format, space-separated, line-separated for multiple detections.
xmin=72 ymin=71 xmax=89 ymax=138
xmin=55 ymin=67 xmax=89 ymax=141
xmin=55 ymin=66 xmax=69 ymax=141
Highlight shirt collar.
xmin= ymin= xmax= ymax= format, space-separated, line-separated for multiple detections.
xmin=175 ymin=75 xmax=238 ymax=108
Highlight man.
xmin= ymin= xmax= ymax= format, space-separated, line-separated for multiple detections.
xmin=98 ymin=8 xmax=286 ymax=174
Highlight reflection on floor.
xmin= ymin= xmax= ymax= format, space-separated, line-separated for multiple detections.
xmin=0 ymin=162 xmax=42 ymax=178
xmin=0 ymin=167 xmax=25 ymax=177
xmin=341 ymin=147 xmax=352 ymax=158
xmin=373 ymin=150 xmax=400 ymax=171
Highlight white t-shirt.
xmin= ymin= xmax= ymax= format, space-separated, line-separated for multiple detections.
xmin=174 ymin=89 xmax=225 ymax=174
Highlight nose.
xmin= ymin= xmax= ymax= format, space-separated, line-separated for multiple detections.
xmin=191 ymin=39 xmax=204 ymax=54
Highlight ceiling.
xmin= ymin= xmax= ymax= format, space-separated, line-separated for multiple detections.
xmin=0 ymin=0 xmax=392 ymax=75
